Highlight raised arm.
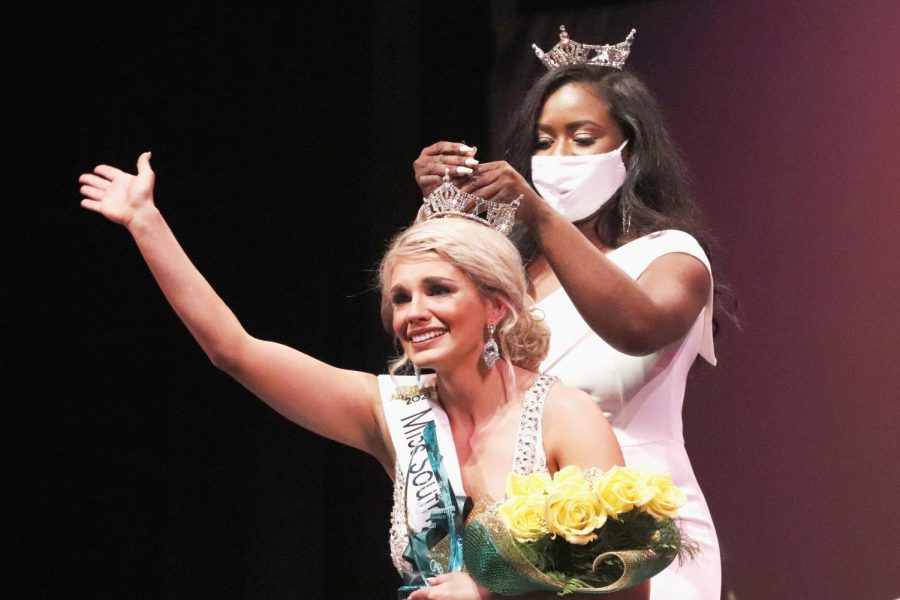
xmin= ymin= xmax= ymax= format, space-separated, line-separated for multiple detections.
xmin=79 ymin=153 xmax=391 ymax=468
xmin=461 ymin=162 xmax=709 ymax=356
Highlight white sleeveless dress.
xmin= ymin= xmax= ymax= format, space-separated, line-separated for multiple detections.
xmin=537 ymin=230 xmax=721 ymax=599
xmin=379 ymin=374 xmax=556 ymax=581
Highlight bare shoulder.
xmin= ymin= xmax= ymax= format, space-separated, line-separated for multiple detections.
xmin=543 ymin=380 xmax=607 ymax=424
xmin=541 ymin=379 xmax=622 ymax=471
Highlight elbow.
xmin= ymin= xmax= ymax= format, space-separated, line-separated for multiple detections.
xmin=204 ymin=336 xmax=249 ymax=374
xmin=611 ymin=341 xmax=658 ymax=357
xmin=611 ymin=335 xmax=660 ymax=357
xmin=207 ymin=348 xmax=237 ymax=373
xmin=591 ymin=318 xmax=666 ymax=357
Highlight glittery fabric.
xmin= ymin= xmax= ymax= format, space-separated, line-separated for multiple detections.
xmin=389 ymin=464 xmax=411 ymax=575
xmin=512 ymin=374 xmax=556 ymax=476
xmin=388 ymin=375 xmax=556 ymax=578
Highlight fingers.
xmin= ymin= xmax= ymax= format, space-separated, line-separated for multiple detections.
xmin=417 ymin=161 xmax=476 ymax=178
xmin=414 ymin=152 xmax=478 ymax=174
xmin=136 ymin=151 xmax=153 ymax=174
xmin=468 ymin=181 xmax=513 ymax=203
xmin=421 ymin=141 xmax=477 ymax=158
xmin=93 ymin=164 xmax=124 ymax=180
xmin=459 ymin=160 xmax=524 ymax=190
xmin=468 ymin=179 xmax=507 ymax=201
xmin=465 ymin=160 xmax=503 ymax=173
xmin=415 ymin=143 xmax=478 ymax=176
xmin=417 ymin=162 xmax=473 ymax=196
xmin=81 ymin=181 xmax=109 ymax=199
xmin=432 ymin=154 xmax=479 ymax=169
xmin=419 ymin=173 xmax=473 ymax=196
xmin=459 ymin=167 xmax=502 ymax=194
xmin=80 ymin=199 xmax=102 ymax=213
xmin=404 ymin=573 xmax=451 ymax=599
xmin=78 ymin=172 xmax=110 ymax=189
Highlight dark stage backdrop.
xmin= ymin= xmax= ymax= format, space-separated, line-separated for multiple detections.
xmin=8 ymin=2 xmax=900 ymax=599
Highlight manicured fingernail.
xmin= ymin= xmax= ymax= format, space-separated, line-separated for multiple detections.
xmin=456 ymin=166 xmax=473 ymax=175
xmin=464 ymin=158 xmax=479 ymax=166
xmin=459 ymin=144 xmax=474 ymax=152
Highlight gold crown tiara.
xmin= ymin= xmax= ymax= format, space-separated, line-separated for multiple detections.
xmin=422 ymin=170 xmax=520 ymax=235
xmin=533 ymin=26 xmax=636 ymax=70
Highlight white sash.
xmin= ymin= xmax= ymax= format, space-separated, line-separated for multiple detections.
xmin=379 ymin=375 xmax=465 ymax=532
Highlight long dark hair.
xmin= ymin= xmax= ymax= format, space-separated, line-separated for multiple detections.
xmin=502 ymin=64 xmax=736 ymax=332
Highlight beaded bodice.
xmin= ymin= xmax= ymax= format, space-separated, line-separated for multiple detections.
xmin=510 ymin=374 xmax=555 ymax=476
xmin=388 ymin=374 xmax=557 ymax=575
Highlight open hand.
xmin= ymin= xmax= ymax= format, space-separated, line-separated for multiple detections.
xmin=79 ymin=152 xmax=156 ymax=227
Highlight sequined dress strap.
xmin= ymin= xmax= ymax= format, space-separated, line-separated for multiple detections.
xmin=511 ymin=374 xmax=557 ymax=476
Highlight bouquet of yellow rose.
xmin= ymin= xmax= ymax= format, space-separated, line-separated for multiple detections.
xmin=463 ymin=466 xmax=694 ymax=595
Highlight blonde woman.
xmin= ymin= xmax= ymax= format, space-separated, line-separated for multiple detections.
xmin=79 ymin=154 xmax=646 ymax=599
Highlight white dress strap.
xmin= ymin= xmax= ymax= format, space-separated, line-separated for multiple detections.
xmin=511 ymin=374 xmax=557 ymax=476
xmin=379 ymin=375 xmax=465 ymax=576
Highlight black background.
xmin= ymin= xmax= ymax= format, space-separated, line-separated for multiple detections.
xmin=9 ymin=2 xmax=900 ymax=599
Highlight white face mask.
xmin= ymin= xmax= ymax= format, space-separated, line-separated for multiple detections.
xmin=530 ymin=140 xmax=628 ymax=222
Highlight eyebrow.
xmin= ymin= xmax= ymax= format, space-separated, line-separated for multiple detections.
xmin=423 ymin=276 xmax=456 ymax=285
xmin=536 ymin=120 xmax=605 ymax=133
xmin=388 ymin=276 xmax=457 ymax=294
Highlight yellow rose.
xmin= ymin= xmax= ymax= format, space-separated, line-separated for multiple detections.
xmin=594 ymin=466 xmax=655 ymax=518
xmin=643 ymin=473 xmax=687 ymax=521
xmin=545 ymin=484 xmax=606 ymax=545
xmin=505 ymin=472 xmax=552 ymax=499
xmin=551 ymin=465 xmax=587 ymax=488
xmin=498 ymin=495 xmax=549 ymax=542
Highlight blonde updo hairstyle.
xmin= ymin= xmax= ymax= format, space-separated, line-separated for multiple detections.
xmin=379 ymin=218 xmax=550 ymax=375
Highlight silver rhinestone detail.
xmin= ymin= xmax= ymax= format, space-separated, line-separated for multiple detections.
xmin=512 ymin=374 xmax=557 ymax=476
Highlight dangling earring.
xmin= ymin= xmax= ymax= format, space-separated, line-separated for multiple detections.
xmin=621 ymin=204 xmax=632 ymax=234
xmin=482 ymin=323 xmax=500 ymax=369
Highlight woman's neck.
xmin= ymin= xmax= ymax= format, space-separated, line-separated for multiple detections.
xmin=435 ymin=361 xmax=518 ymax=426
xmin=575 ymin=214 xmax=611 ymax=251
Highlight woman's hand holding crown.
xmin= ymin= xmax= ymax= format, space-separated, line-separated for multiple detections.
xmin=79 ymin=151 xmax=157 ymax=229
xmin=460 ymin=160 xmax=546 ymax=226
xmin=414 ymin=141 xmax=480 ymax=196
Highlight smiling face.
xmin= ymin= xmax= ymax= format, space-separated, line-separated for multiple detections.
xmin=387 ymin=255 xmax=502 ymax=374
xmin=534 ymin=82 xmax=626 ymax=157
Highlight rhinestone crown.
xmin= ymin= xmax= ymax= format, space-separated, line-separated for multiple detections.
xmin=422 ymin=170 xmax=520 ymax=236
xmin=533 ymin=26 xmax=636 ymax=70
